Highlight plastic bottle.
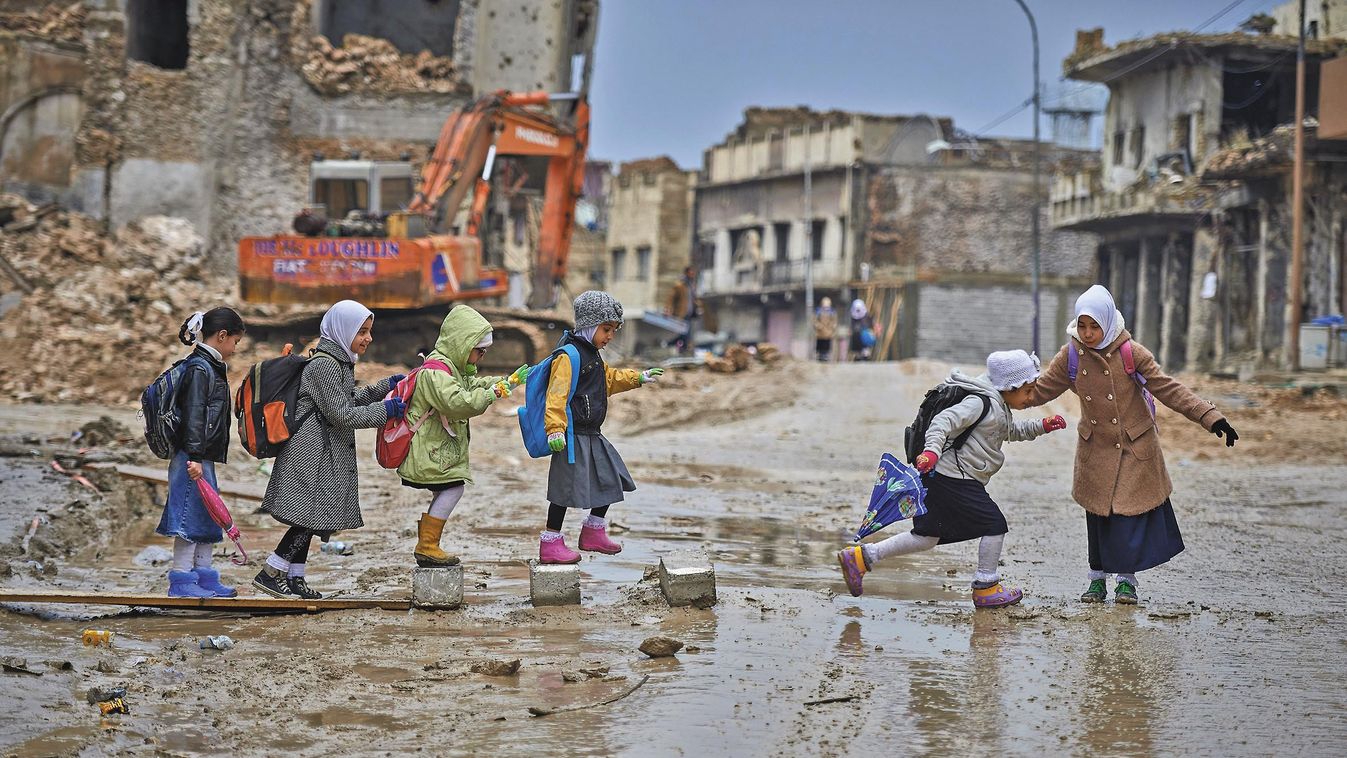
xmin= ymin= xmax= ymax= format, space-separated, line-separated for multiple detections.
xmin=319 ymin=541 xmax=353 ymax=556
xmin=81 ymin=629 xmax=112 ymax=647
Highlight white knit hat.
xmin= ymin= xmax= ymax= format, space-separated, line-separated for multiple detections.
xmin=986 ymin=349 xmax=1040 ymax=391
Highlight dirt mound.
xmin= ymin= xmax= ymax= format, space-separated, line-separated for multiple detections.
xmin=1158 ymin=374 xmax=1347 ymax=462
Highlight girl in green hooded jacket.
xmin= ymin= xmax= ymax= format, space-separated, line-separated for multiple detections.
xmin=397 ymin=305 xmax=528 ymax=566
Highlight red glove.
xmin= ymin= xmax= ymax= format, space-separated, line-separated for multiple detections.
xmin=915 ymin=450 xmax=939 ymax=474
xmin=1042 ymin=415 xmax=1067 ymax=433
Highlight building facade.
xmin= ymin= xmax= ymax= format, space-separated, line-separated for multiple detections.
xmin=0 ymin=0 xmax=597 ymax=272
xmin=695 ymin=107 xmax=1097 ymax=361
xmin=1052 ymin=22 xmax=1347 ymax=373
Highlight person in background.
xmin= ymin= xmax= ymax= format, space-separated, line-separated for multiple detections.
xmin=667 ymin=266 xmax=699 ymax=354
xmin=813 ymin=297 xmax=838 ymax=362
xmin=849 ymin=298 xmax=877 ymax=361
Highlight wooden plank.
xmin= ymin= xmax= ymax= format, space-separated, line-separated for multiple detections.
xmin=101 ymin=463 xmax=267 ymax=502
xmin=0 ymin=589 xmax=410 ymax=612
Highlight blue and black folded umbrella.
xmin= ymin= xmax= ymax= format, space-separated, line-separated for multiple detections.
xmin=853 ymin=453 xmax=927 ymax=541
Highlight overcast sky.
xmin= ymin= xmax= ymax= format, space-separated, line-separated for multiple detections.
xmin=587 ymin=0 xmax=1289 ymax=167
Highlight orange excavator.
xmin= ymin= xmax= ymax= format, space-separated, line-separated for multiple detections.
xmin=236 ymin=89 xmax=590 ymax=366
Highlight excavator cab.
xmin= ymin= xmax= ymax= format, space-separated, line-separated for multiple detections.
xmin=308 ymin=160 xmax=416 ymax=222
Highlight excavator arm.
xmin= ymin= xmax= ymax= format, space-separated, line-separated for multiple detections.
xmin=409 ymin=91 xmax=588 ymax=308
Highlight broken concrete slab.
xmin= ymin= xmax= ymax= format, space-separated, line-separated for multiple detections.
xmin=529 ymin=560 xmax=580 ymax=607
xmin=411 ymin=566 xmax=463 ymax=610
xmin=658 ymin=551 xmax=717 ymax=608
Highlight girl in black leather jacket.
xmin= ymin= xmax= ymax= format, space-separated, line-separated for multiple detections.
xmin=154 ymin=307 xmax=246 ymax=598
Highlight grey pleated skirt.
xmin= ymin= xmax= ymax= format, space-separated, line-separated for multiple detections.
xmin=547 ymin=432 xmax=636 ymax=508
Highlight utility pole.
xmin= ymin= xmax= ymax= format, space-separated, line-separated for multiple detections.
xmin=1289 ymin=0 xmax=1307 ymax=369
xmin=804 ymin=123 xmax=814 ymax=345
xmin=1013 ymin=0 xmax=1042 ymax=356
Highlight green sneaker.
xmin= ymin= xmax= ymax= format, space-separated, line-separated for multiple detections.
xmin=1114 ymin=580 xmax=1138 ymax=605
xmin=1080 ymin=579 xmax=1107 ymax=603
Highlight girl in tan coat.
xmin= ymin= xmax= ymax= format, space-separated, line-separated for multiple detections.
xmin=1027 ymin=285 xmax=1239 ymax=604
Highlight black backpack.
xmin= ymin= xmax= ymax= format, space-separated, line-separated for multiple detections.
xmin=235 ymin=348 xmax=328 ymax=459
xmin=903 ymin=383 xmax=992 ymax=465
xmin=140 ymin=357 xmax=194 ymax=460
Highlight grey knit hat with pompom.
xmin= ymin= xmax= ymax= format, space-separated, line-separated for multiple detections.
xmin=573 ymin=290 xmax=624 ymax=331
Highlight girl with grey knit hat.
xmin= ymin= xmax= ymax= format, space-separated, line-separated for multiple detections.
xmin=538 ymin=291 xmax=665 ymax=564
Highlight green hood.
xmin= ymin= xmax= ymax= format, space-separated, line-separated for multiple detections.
xmin=432 ymin=305 xmax=492 ymax=374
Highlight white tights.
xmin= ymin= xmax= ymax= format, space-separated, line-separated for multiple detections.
xmin=427 ymin=485 xmax=465 ymax=520
xmin=172 ymin=537 xmax=213 ymax=572
xmin=864 ymin=531 xmax=1006 ymax=586
xmin=1088 ymin=569 xmax=1139 ymax=586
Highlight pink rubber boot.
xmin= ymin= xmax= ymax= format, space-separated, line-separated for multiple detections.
xmin=539 ymin=532 xmax=581 ymax=564
xmin=578 ymin=523 xmax=623 ymax=555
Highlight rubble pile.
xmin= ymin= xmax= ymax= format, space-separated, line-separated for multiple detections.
xmin=0 ymin=1 xmax=84 ymax=45
xmin=1203 ymin=124 xmax=1300 ymax=177
xmin=705 ymin=343 xmax=781 ymax=373
xmin=300 ymin=33 xmax=461 ymax=96
xmin=0 ymin=197 xmax=256 ymax=403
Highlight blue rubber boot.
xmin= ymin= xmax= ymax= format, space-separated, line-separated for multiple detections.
xmin=167 ymin=569 xmax=215 ymax=598
xmin=192 ymin=567 xmax=238 ymax=598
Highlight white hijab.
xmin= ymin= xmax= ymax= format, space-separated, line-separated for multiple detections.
xmin=320 ymin=299 xmax=374 ymax=362
xmin=850 ymin=299 xmax=868 ymax=320
xmin=1067 ymin=284 xmax=1126 ymax=349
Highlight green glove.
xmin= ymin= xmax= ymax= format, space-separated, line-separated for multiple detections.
xmin=640 ymin=367 xmax=665 ymax=385
xmin=547 ymin=432 xmax=566 ymax=452
xmin=508 ymin=364 xmax=530 ymax=387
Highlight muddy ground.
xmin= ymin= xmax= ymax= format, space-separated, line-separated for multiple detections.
xmin=1 ymin=360 xmax=1345 ymax=756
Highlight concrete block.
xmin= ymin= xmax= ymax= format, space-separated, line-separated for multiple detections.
xmin=411 ymin=566 xmax=463 ymax=610
xmin=658 ymin=551 xmax=717 ymax=608
xmin=529 ymin=560 xmax=581 ymax=607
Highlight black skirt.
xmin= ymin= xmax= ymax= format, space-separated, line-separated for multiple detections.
xmin=910 ymin=473 xmax=1008 ymax=545
xmin=401 ymin=479 xmax=465 ymax=493
xmin=1086 ymin=499 xmax=1185 ymax=573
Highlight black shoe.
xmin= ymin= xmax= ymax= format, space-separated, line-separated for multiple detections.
xmin=288 ymin=577 xmax=323 ymax=600
xmin=252 ymin=568 xmax=293 ymax=598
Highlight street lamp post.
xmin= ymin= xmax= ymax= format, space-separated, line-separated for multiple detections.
xmin=1012 ymin=0 xmax=1042 ymax=355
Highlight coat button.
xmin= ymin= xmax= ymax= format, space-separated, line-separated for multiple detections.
xmin=1085 ymin=396 xmax=1092 ymax=401
xmin=1104 ymin=370 xmax=1110 ymax=376
xmin=1111 ymin=418 xmax=1118 ymax=424
xmin=1090 ymin=420 xmax=1097 ymax=425
xmin=1107 ymin=394 xmax=1114 ymax=400
xmin=1114 ymin=443 xmax=1121 ymax=449
xmin=1082 ymin=369 xmax=1088 ymax=375
xmin=1105 ymin=352 xmax=1112 ymax=358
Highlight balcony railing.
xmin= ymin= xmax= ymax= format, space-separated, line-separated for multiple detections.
xmin=707 ymin=258 xmax=846 ymax=295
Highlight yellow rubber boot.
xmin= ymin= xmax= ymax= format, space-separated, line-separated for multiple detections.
xmin=414 ymin=514 xmax=459 ymax=567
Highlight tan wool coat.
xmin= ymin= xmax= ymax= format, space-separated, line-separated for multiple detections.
xmin=1029 ymin=330 xmax=1225 ymax=517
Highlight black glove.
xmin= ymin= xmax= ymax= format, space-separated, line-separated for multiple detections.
xmin=1211 ymin=418 xmax=1238 ymax=447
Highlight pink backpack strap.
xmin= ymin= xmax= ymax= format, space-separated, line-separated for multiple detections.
xmin=1119 ymin=340 xmax=1137 ymax=376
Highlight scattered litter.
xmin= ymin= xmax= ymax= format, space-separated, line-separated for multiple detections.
xmin=1 ymin=656 xmax=42 ymax=676
xmin=49 ymin=460 xmax=100 ymax=493
xmin=1147 ymin=610 xmax=1193 ymax=620
xmin=46 ymin=660 xmax=74 ymax=671
xmin=529 ymin=674 xmax=650 ymax=717
xmin=86 ymin=686 xmax=129 ymax=714
xmin=319 ymin=541 xmax=354 ymax=556
xmin=638 ymin=636 xmax=684 ymax=658
xmin=1254 ymin=610 xmax=1275 ymax=619
xmin=81 ymin=629 xmax=113 ymax=647
xmin=132 ymin=545 xmax=173 ymax=567
xmin=95 ymin=659 xmax=120 ymax=673
xmin=199 ymin=635 xmax=235 ymax=651
xmin=804 ymin=695 xmax=858 ymax=707
xmin=470 ymin=659 xmax=521 ymax=677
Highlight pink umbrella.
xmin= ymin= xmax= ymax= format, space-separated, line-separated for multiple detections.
xmin=196 ymin=479 xmax=249 ymax=566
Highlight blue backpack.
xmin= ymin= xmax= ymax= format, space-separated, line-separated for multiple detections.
xmin=518 ymin=340 xmax=582 ymax=464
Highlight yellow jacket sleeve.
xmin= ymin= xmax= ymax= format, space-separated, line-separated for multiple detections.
xmin=606 ymin=366 xmax=643 ymax=395
xmin=544 ymin=356 xmax=572 ymax=435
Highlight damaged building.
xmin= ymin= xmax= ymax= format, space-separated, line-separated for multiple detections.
xmin=0 ymin=0 xmax=598 ymax=273
xmin=602 ymin=156 xmax=695 ymax=354
xmin=694 ymin=106 xmax=1098 ymax=361
xmin=1052 ymin=17 xmax=1347 ymax=373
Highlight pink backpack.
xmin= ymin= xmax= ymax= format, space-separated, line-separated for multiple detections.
xmin=376 ymin=359 xmax=451 ymax=469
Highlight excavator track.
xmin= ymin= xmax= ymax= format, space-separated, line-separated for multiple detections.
xmin=245 ymin=305 xmax=569 ymax=372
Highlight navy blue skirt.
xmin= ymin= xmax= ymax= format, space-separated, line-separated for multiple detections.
xmin=910 ymin=473 xmax=1007 ymax=545
xmin=1086 ymin=499 xmax=1184 ymax=573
